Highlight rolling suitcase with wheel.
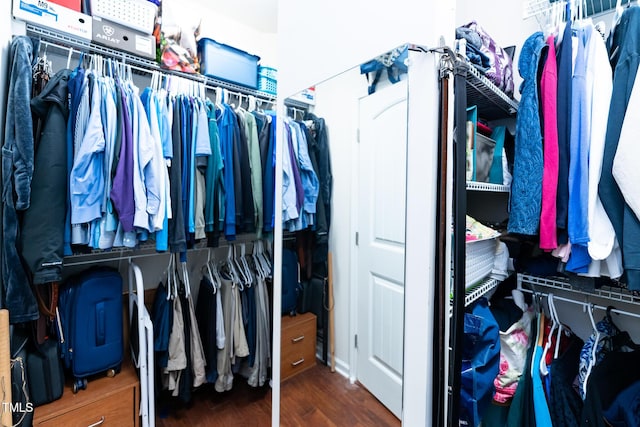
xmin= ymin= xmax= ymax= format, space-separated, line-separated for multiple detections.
xmin=58 ymin=267 xmax=124 ymax=392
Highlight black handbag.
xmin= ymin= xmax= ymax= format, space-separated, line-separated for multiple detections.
xmin=10 ymin=326 xmax=34 ymax=426
xmin=26 ymin=335 xmax=65 ymax=407
xmin=298 ymin=275 xmax=326 ymax=330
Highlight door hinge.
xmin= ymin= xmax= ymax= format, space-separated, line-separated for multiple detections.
xmin=354 ymin=334 xmax=358 ymax=349
xmin=355 ymin=232 xmax=359 ymax=246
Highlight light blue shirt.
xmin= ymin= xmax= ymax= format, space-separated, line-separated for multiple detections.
xmin=282 ymin=122 xmax=299 ymax=225
xmin=290 ymin=120 xmax=319 ymax=223
xmin=130 ymin=83 xmax=161 ymax=232
xmin=70 ymin=75 xmax=106 ymax=225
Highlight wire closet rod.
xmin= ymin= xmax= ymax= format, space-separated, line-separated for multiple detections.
xmin=62 ymin=234 xmax=265 ymax=267
xmin=520 ymin=286 xmax=640 ymax=320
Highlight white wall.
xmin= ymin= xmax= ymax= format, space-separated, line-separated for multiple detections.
xmin=277 ymin=2 xmax=457 ymax=426
xmin=277 ymin=0 xmax=456 ymax=374
xmin=309 ymin=67 xmax=369 ymax=373
xmin=277 ymin=0 xmax=456 ymax=99
xmin=167 ymin=0 xmax=278 ymax=67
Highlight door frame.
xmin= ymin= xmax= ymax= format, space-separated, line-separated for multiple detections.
xmin=346 ymin=49 xmax=441 ymax=425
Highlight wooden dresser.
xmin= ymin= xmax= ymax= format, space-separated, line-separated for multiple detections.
xmin=33 ymin=360 xmax=139 ymax=427
xmin=281 ymin=312 xmax=317 ymax=381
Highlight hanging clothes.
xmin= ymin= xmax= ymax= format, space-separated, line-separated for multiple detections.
xmin=599 ymin=6 xmax=640 ymax=290
xmin=196 ymin=276 xmax=219 ymax=384
xmin=581 ymin=350 xmax=640 ymax=427
xmin=548 ymin=335 xmax=584 ymax=427
xmin=566 ymin=22 xmax=593 ymax=274
xmin=508 ymin=31 xmax=546 ymax=236
xmin=20 ymin=68 xmax=71 ymax=284
xmin=204 ymin=100 xmax=224 ymax=246
xmin=585 ymin=17 xmax=619 ymax=279
xmin=215 ymin=276 xmax=235 ymax=392
xmin=556 ymin=18 xmax=573 ymax=241
xmin=539 ymin=34 xmax=559 ymax=251
xmin=2 ymin=35 xmax=43 ymax=322
xmin=217 ymin=104 xmax=237 ymax=240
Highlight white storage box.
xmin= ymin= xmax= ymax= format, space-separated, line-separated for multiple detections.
xmin=90 ymin=0 xmax=158 ymax=35
xmin=13 ymin=0 xmax=92 ymax=40
xmin=466 ymin=237 xmax=498 ymax=288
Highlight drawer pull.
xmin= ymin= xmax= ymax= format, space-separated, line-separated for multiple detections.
xmin=88 ymin=416 xmax=105 ymax=427
xmin=291 ymin=335 xmax=305 ymax=343
xmin=291 ymin=358 xmax=305 ymax=367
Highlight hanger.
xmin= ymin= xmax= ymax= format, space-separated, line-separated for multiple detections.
xmin=583 ymin=303 xmax=600 ymax=398
xmin=225 ymin=245 xmax=241 ymax=288
xmin=552 ymin=294 xmax=565 ymax=359
xmin=248 ymin=95 xmax=257 ymax=112
xmin=202 ymin=249 xmax=217 ymax=293
xmin=181 ymin=261 xmax=191 ymax=298
xmin=253 ymin=240 xmax=269 ymax=280
xmin=232 ymin=244 xmax=249 ymax=289
xmin=540 ymin=293 xmax=558 ymax=376
xmin=239 ymin=243 xmax=253 ymax=288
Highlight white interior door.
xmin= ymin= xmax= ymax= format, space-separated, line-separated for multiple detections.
xmin=356 ymin=80 xmax=407 ymax=419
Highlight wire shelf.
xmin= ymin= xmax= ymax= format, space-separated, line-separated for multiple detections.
xmin=466 ymin=181 xmax=510 ymax=192
xmin=62 ymin=234 xmax=260 ymax=267
xmin=518 ymin=274 xmax=640 ymax=305
xmin=25 ymin=24 xmax=277 ymax=102
xmin=465 ymin=278 xmax=501 ymax=307
xmin=458 ymin=59 xmax=519 ymax=120
xmin=524 ymin=0 xmax=555 ymax=19
xmin=449 ymin=277 xmax=502 ymax=318
xmin=525 ymin=0 xmax=629 ymax=21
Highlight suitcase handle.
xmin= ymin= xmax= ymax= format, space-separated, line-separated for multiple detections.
xmin=96 ymin=302 xmax=105 ymax=346
xmin=87 ymin=416 xmax=105 ymax=427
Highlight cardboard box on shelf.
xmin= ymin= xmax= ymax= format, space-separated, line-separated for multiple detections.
xmin=48 ymin=0 xmax=81 ymax=12
xmin=13 ymin=0 xmax=92 ymax=40
xmin=91 ymin=16 xmax=156 ymax=60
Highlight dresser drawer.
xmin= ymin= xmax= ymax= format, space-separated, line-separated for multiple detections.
xmin=281 ymin=313 xmax=317 ymax=381
xmin=33 ymin=361 xmax=139 ymax=427
xmin=36 ymin=388 xmax=136 ymax=427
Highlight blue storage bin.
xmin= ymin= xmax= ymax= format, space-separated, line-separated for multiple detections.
xmin=258 ymin=66 xmax=277 ymax=95
xmin=197 ymin=38 xmax=260 ymax=89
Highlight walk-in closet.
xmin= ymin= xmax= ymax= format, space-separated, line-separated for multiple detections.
xmin=4 ymin=0 xmax=640 ymax=426
xmin=444 ymin=1 xmax=640 ymax=426
xmin=1 ymin=0 xmax=407 ymax=426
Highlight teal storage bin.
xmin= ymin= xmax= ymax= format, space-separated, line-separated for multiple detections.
xmin=197 ymin=38 xmax=260 ymax=89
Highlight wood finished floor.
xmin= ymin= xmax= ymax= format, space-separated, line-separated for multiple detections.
xmin=155 ymin=363 xmax=400 ymax=426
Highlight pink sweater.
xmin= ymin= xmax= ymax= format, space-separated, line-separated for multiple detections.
xmin=539 ymin=35 xmax=559 ymax=250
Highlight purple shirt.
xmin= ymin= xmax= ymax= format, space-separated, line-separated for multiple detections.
xmin=110 ymin=84 xmax=135 ymax=232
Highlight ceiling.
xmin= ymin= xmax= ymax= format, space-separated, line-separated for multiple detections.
xmin=195 ymin=0 xmax=278 ymax=33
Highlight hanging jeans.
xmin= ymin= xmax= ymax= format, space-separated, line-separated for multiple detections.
xmin=1 ymin=36 xmax=39 ymax=323
xmin=461 ymin=298 xmax=501 ymax=427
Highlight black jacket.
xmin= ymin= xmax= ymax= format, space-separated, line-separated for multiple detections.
xmin=20 ymin=69 xmax=71 ymax=284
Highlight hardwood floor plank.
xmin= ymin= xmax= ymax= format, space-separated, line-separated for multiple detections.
xmin=156 ymin=363 xmax=400 ymax=426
